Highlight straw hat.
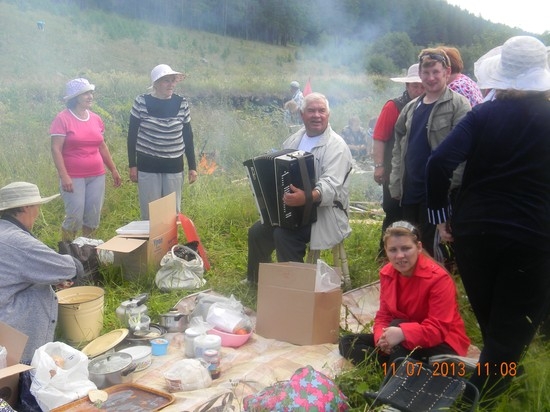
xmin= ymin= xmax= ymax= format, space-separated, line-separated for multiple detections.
xmin=63 ymin=78 xmax=95 ymax=101
xmin=474 ymin=36 xmax=550 ymax=91
xmin=150 ymin=64 xmax=184 ymax=87
xmin=390 ymin=64 xmax=421 ymax=83
xmin=0 ymin=182 xmax=59 ymax=211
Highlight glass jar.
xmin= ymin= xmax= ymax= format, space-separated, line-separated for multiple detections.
xmin=203 ymin=349 xmax=221 ymax=379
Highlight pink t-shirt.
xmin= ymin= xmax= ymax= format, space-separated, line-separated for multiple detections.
xmin=50 ymin=109 xmax=106 ymax=177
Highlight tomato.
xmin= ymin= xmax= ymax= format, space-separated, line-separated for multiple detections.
xmin=234 ymin=328 xmax=249 ymax=335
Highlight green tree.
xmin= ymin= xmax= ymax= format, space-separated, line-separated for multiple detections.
xmin=369 ymin=32 xmax=418 ymax=71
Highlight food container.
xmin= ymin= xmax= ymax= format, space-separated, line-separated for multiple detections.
xmin=208 ymin=328 xmax=252 ymax=348
xmin=88 ymin=352 xmax=136 ymax=389
xmin=118 ymin=345 xmax=152 ymax=372
xmin=158 ymin=309 xmax=188 ymax=333
xmin=128 ymin=314 xmax=151 ymax=333
xmin=193 ymin=334 xmax=222 ymax=358
xmin=151 ymin=338 xmax=169 ymax=356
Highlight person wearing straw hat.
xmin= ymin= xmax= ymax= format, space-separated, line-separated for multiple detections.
xmin=50 ymin=78 xmax=122 ymax=241
xmin=426 ymin=36 xmax=550 ymax=405
xmin=128 ymin=64 xmax=198 ymax=219
xmin=0 ymin=182 xmax=83 ymax=364
xmin=371 ymin=63 xmax=424 ymax=259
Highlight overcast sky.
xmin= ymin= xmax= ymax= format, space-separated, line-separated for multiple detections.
xmin=444 ymin=0 xmax=548 ymax=35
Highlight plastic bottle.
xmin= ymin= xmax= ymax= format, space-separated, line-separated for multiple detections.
xmin=193 ymin=334 xmax=222 ymax=358
xmin=203 ymin=349 xmax=221 ymax=379
xmin=184 ymin=327 xmax=202 ymax=358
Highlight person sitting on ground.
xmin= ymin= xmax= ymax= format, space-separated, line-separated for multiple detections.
xmin=246 ymin=92 xmax=353 ymax=285
xmin=339 ymin=221 xmax=470 ymax=366
xmin=0 ymin=181 xmax=84 ymax=411
xmin=341 ymin=116 xmax=369 ymax=161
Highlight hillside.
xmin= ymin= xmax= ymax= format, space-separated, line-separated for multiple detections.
xmin=0 ymin=1 xmax=384 ymax=102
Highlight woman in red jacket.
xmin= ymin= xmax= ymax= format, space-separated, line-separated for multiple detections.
xmin=339 ymin=221 xmax=470 ymax=365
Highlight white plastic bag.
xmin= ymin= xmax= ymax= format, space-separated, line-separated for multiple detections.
xmin=155 ymin=245 xmax=206 ymax=291
xmin=164 ymin=359 xmax=212 ymax=392
xmin=30 ymin=342 xmax=96 ymax=411
xmin=315 ymin=259 xmax=341 ymax=292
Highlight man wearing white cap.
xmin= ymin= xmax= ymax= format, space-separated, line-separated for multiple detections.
xmin=128 ymin=64 xmax=198 ymax=219
xmin=0 ymin=182 xmax=82 ymax=364
xmin=284 ymin=80 xmax=304 ymax=127
xmin=426 ymin=36 xmax=550 ymax=405
xmin=371 ymin=64 xmax=424 ymax=257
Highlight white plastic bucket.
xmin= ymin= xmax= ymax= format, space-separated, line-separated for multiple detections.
xmin=56 ymin=286 xmax=105 ymax=346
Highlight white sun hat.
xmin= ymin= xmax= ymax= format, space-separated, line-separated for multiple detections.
xmin=0 ymin=182 xmax=59 ymax=211
xmin=150 ymin=64 xmax=184 ymax=87
xmin=63 ymin=78 xmax=95 ymax=101
xmin=474 ymin=36 xmax=550 ymax=91
xmin=390 ymin=64 xmax=421 ymax=83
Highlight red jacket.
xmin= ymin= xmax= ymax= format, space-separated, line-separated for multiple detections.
xmin=374 ymin=253 xmax=470 ymax=356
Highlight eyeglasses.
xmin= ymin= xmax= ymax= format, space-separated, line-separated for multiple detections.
xmin=419 ymin=53 xmax=449 ymax=68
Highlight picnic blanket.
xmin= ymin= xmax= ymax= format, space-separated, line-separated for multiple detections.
xmin=123 ymin=284 xmax=380 ymax=411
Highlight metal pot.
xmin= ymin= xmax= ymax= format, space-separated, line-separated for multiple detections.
xmin=159 ymin=309 xmax=188 ymax=333
xmin=88 ymin=352 xmax=137 ymax=389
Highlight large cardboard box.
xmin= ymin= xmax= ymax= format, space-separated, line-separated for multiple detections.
xmin=256 ymin=262 xmax=342 ymax=345
xmin=0 ymin=322 xmax=33 ymax=407
xmin=97 ymin=193 xmax=178 ymax=278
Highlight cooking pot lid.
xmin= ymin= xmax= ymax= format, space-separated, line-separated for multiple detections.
xmin=89 ymin=352 xmax=132 ymax=374
xmin=82 ymin=328 xmax=129 ymax=358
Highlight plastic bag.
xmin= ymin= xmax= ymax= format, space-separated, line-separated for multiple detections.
xmin=206 ymin=302 xmax=252 ymax=333
xmin=163 ymin=359 xmax=212 ymax=392
xmin=190 ymin=293 xmax=244 ymax=321
xmin=315 ymin=259 xmax=341 ymax=292
xmin=30 ymin=342 xmax=97 ymax=411
xmin=155 ymin=244 xmax=206 ymax=291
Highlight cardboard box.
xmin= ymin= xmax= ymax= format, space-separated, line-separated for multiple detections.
xmin=97 ymin=192 xmax=178 ymax=278
xmin=255 ymin=262 xmax=342 ymax=345
xmin=0 ymin=322 xmax=33 ymax=407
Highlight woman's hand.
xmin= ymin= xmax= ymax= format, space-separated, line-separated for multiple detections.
xmin=377 ymin=326 xmax=405 ymax=353
xmin=111 ymin=169 xmax=122 ymax=187
xmin=437 ymin=222 xmax=454 ymax=242
xmin=129 ymin=167 xmax=138 ymax=183
xmin=61 ymin=175 xmax=73 ymax=192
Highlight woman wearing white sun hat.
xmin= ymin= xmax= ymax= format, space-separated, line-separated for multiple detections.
xmin=50 ymin=78 xmax=122 ymax=241
xmin=127 ymin=64 xmax=198 ymax=219
xmin=426 ymin=35 xmax=550 ymax=405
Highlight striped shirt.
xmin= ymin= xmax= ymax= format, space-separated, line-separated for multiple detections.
xmin=128 ymin=93 xmax=196 ymax=173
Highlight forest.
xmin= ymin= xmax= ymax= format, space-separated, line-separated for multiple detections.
xmin=35 ymin=0 xmax=549 ymax=75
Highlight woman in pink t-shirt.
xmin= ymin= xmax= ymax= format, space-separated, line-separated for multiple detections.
xmin=50 ymin=78 xmax=121 ymax=241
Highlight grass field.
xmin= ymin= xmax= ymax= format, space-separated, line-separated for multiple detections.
xmin=1 ymin=1 xmax=549 ymax=410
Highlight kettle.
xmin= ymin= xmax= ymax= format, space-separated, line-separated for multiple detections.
xmin=116 ymin=293 xmax=149 ymax=326
xmin=159 ymin=309 xmax=188 ymax=333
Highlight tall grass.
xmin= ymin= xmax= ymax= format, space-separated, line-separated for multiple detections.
xmin=1 ymin=1 xmax=548 ymax=410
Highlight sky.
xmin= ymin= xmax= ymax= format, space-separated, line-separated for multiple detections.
xmin=444 ymin=0 xmax=548 ymax=35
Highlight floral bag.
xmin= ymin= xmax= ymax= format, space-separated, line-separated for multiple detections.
xmin=243 ymin=365 xmax=348 ymax=412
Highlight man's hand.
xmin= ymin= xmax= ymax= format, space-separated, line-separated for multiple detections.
xmin=437 ymin=222 xmax=454 ymax=242
xmin=283 ymin=184 xmax=306 ymax=207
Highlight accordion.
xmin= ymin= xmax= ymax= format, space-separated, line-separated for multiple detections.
xmin=243 ymin=149 xmax=317 ymax=229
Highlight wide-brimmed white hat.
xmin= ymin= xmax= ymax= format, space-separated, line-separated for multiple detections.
xmin=390 ymin=64 xmax=421 ymax=83
xmin=150 ymin=64 xmax=184 ymax=87
xmin=474 ymin=36 xmax=550 ymax=91
xmin=0 ymin=182 xmax=59 ymax=211
xmin=63 ymin=78 xmax=95 ymax=101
